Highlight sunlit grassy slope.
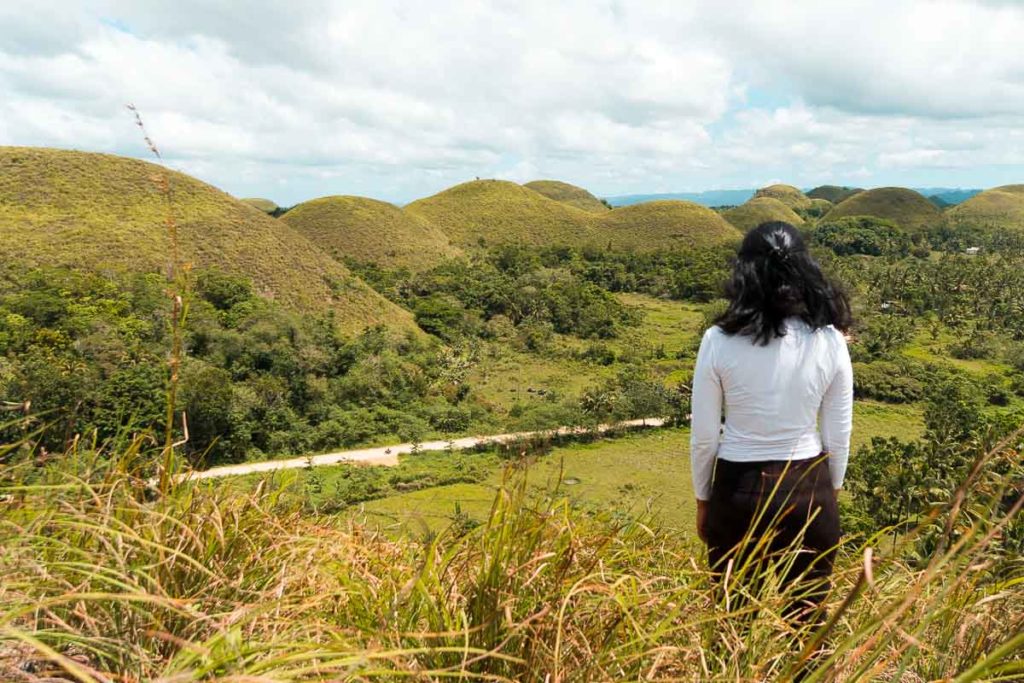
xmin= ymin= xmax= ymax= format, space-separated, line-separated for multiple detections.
xmin=240 ymin=197 xmax=278 ymax=214
xmin=823 ymin=187 xmax=942 ymax=231
xmin=0 ymin=147 xmax=415 ymax=332
xmin=281 ymin=194 xmax=461 ymax=270
xmin=524 ymin=179 xmax=610 ymax=213
xmin=753 ymin=183 xmax=813 ymax=211
xmin=946 ymin=184 xmax=1024 ymax=233
xmin=723 ymin=196 xmax=806 ymax=232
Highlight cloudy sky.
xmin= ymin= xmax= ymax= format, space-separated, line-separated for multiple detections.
xmin=2 ymin=0 xmax=1023 ymax=204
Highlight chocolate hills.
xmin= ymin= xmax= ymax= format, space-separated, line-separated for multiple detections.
xmin=807 ymin=185 xmax=863 ymax=204
xmin=946 ymin=185 xmax=1024 ymax=233
xmin=524 ymin=180 xmax=609 ymax=213
xmin=753 ymin=184 xmax=812 ymax=211
xmin=404 ymin=179 xmax=599 ymax=248
xmin=0 ymin=147 xmax=415 ymax=332
xmin=822 ymin=187 xmax=942 ymax=231
xmin=281 ymin=195 xmax=460 ymax=270
xmin=722 ymin=197 xmax=805 ymax=232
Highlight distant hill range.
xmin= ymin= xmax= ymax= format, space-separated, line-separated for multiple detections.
xmin=606 ymin=187 xmax=982 ymax=208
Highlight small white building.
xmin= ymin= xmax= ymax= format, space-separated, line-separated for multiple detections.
xmin=966 ymin=246 xmax=981 ymax=255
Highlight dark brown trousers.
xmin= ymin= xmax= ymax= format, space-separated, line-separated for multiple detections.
xmin=705 ymin=453 xmax=841 ymax=622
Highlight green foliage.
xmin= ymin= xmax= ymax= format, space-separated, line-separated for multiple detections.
xmin=812 ymin=216 xmax=911 ymax=257
xmin=0 ymin=267 xmax=475 ymax=464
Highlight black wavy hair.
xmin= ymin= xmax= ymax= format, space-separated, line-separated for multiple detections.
xmin=715 ymin=221 xmax=852 ymax=345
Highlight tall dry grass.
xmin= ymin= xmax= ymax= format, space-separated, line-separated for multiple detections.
xmin=0 ymin=426 xmax=1021 ymax=682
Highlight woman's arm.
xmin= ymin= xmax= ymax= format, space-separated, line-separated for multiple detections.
xmin=819 ymin=332 xmax=854 ymax=491
xmin=690 ymin=328 xmax=723 ymax=506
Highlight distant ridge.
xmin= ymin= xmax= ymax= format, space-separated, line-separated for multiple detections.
xmin=606 ymin=187 xmax=981 ymax=208
xmin=605 ymin=189 xmax=754 ymax=208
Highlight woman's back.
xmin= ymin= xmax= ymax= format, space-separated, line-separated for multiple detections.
xmin=706 ymin=319 xmax=849 ymax=461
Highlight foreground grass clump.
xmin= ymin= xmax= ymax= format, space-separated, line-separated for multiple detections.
xmin=1 ymin=433 xmax=1022 ymax=681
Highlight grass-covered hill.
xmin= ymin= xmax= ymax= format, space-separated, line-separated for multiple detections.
xmin=597 ymin=200 xmax=742 ymax=250
xmin=946 ymin=184 xmax=1024 ymax=233
xmin=722 ymin=196 xmax=805 ymax=232
xmin=405 ymin=179 xmax=599 ymax=248
xmin=807 ymin=185 xmax=863 ymax=204
xmin=524 ymin=179 xmax=610 ymax=213
xmin=752 ymin=183 xmax=812 ymax=211
xmin=281 ymin=195 xmax=461 ymax=270
xmin=240 ymin=197 xmax=279 ymax=214
xmin=405 ymin=180 xmax=740 ymax=252
xmin=0 ymin=147 xmax=414 ymax=332
xmin=823 ymin=186 xmax=942 ymax=231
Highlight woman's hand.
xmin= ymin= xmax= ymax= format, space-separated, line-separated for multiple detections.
xmin=696 ymin=499 xmax=710 ymax=544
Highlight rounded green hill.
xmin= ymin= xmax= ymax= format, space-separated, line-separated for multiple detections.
xmin=0 ymin=147 xmax=414 ymax=332
xmin=753 ymin=184 xmax=812 ymax=211
xmin=722 ymin=197 xmax=805 ymax=232
xmin=807 ymin=185 xmax=863 ymax=204
xmin=598 ymin=200 xmax=741 ymax=250
xmin=946 ymin=185 xmax=1024 ymax=233
xmin=524 ymin=180 xmax=609 ymax=213
xmin=282 ymin=195 xmax=460 ymax=270
xmin=241 ymin=197 xmax=279 ymax=214
xmin=404 ymin=179 xmax=598 ymax=248
xmin=823 ymin=187 xmax=942 ymax=231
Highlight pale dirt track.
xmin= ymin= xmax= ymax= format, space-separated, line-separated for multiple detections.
xmin=180 ymin=417 xmax=667 ymax=482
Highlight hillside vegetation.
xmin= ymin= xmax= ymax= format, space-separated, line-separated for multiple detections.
xmin=823 ymin=186 xmax=942 ymax=232
xmin=807 ymin=184 xmax=863 ymax=204
xmin=946 ymin=184 xmax=1024 ymax=233
xmin=282 ymin=195 xmax=461 ymax=270
xmin=524 ymin=179 xmax=610 ymax=213
xmin=753 ymin=183 xmax=812 ymax=211
xmin=0 ymin=147 xmax=414 ymax=331
xmin=723 ymin=196 xmax=805 ymax=231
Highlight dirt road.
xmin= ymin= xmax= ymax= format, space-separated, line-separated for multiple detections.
xmin=179 ymin=417 xmax=667 ymax=482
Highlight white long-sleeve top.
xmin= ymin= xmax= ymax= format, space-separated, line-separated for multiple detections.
xmin=689 ymin=319 xmax=854 ymax=501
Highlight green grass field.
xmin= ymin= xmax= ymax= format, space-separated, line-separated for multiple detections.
xmin=352 ymin=399 xmax=923 ymax=535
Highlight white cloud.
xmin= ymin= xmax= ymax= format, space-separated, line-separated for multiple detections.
xmin=0 ymin=0 xmax=1022 ymax=202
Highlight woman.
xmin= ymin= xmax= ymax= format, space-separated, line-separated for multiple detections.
xmin=691 ymin=221 xmax=854 ymax=622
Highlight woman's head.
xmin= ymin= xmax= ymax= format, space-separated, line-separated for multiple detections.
xmin=715 ymin=221 xmax=852 ymax=344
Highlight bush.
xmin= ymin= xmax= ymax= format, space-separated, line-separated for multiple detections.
xmin=812 ymin=216 xmax=911 ymax=257
xmin=852 ymin=361 xmax=926 ymax=403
